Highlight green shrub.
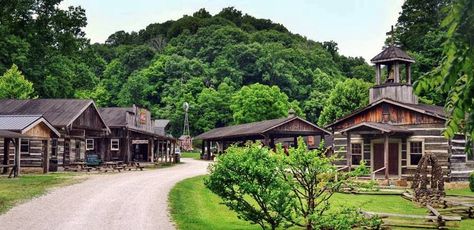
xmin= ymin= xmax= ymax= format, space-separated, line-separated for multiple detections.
xmin=470 ymin=173 xmax=474 ymax=192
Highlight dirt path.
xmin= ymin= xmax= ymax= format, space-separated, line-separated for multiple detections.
xmin=0 ymin=158 xmax=210 ymax=230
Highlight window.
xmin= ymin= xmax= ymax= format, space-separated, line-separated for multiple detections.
xmin=410 ymin=141 xmax=423 ymax=166
xmin=351 ymin=143 xmax=362 ymax=165
xmin=20 ymin=139 xmax=29 ymax=153
xmin=111 ymin=139 xmax=120 ymax=151
xmin=86 ymin=139 xmax=94 ymax=150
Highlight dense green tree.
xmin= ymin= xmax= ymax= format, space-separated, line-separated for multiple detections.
xmin=318 ymin=78 xmax=372 ymax=126
xmin=230 ymin=83 xmax=301 ymax=124
xmin=195 ymin=82 xmax=235 ymax=132
xmin=416 ymin=0 xmax=474 ymax=148
xmin=0 ymin=64 xmax=35 ymax=99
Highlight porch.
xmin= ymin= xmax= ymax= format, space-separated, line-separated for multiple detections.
xmin=339 ymin=122 xmax=413 ymax=180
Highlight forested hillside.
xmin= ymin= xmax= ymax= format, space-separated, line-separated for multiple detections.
xmin=1 ymin=1 xmax=454 ymax=137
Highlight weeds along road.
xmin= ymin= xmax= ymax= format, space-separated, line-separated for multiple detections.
xmin=0 ymin=158 xmax=210 ymax=230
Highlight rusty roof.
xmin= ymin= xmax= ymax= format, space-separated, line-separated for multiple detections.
xmin=371 ymin=46 xmax=415 ymax=64
xmin=195 ymin=116 xmax=330 ymax=141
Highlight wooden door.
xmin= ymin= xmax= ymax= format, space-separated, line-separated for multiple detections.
xmin=373 ymin=143 xmax=399 ymax=175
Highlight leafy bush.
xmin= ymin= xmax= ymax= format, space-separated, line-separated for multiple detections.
xmin=470 ymin=172 xmax=474 ymax=192
xmin=205 ymin=138 xmax=378 ymax=230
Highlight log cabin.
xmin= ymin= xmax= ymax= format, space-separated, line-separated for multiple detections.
xmin=326 ymin=46 xmax=471 ymax=181
xmin=0 ymin=99 xmax=109 ymax=171
xmin=98 ymin=105 xmax=176 ymax=163
xmin=0 ymin=115 xmax=60 ymax=176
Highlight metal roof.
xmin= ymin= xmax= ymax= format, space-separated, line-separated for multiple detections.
xmin=371 ymin=46 xmax=415 ymax=64
xmin=0 ymin=99 xmax=106 ymax=129
xmin=0 ymin=115 xmax=60 ymax=137
xmin=195 ymin=116 xmax=330 ymax=141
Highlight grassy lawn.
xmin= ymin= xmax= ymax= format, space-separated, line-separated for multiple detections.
xmin=180 ymin=151 xmax=201 ymax=160
xmin=169 ymin=175 xmax=474 ymax=230
xmin=0 ymin=173 xmax=79 ymax=214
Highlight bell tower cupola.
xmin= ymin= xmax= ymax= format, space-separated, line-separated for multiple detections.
xmin=369 ymin=45 xmax=418 ymax=104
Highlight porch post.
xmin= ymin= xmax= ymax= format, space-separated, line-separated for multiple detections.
xmin=172 ymin=141 xmax=176 ymax=163
xmin=3 ymin=138 xmax=9 ymax=174
xmin=346 ymin=132 xmax=352 ymax=170
xmin=14 ymin=138 xmax=20 ymax=177
xmin=43 ymin=140 xmax=49 ymax=174
xmin=201 ymin=140 xmax=205 ymax=160
xmin=384 ymin=133 xmax=389 ymax=180
xmin=270 ymin=137 xmax=275 ymax=149
xmin=206 ymin=141 xmax=211 ymax=160
xmin=375 ymin=64 xmax=381 ymax=85
xmin=293 ymin=136 xmax=298 ymax=148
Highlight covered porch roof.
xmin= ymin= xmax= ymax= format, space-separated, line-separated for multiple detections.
xmin=339 ymin=122 xmax=413 ymax=135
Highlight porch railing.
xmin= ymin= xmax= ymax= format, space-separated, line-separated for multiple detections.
xmin=371 ymin=167 xmax=386 ymax=180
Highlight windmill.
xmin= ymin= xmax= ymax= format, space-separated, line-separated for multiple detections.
xmin=178 ymin=102 xmax=193 ymax=151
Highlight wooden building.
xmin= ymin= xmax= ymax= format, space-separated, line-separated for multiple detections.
xmin=0 ymin=115 xmax=60 ymax=175
xmin=195 ymin=113 xmax=331 ymax=160
xmin=98 ymin=106 xmax=176 ymax=163
xmin=0 ymin=99 xmax=109 ymax=171
xmin=326 ymin=46 xmax=471 ymax=181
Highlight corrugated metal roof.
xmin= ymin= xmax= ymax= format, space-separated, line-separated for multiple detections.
xmin=195 ymin=116 xmax=330 ymax=141
xmin=0 ymin=115 xmax=42 ymax=131
xmin=371 ymin=46 xmax=415 ymax=64
xmin=0 ymin=99 xmax=95 ymax=127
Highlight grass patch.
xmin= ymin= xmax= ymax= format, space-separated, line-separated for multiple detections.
xmin=169 ymin=176 xmax=474 ymax=230
xmin=181 ymin=151 xmax=201 ymax=160
xmin=0 ymin=173 xmax=78 ymax=214
xmin=169 ymin=175 xmax=259 ymax=230
xmin=446 ymin=187 xmax=474 ymax=196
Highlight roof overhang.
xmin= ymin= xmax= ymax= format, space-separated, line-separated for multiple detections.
xmin=339 ymin=122 xmax=412 ymax=135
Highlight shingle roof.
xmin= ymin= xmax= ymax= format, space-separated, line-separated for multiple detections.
xmin=99 ymin=107 xmax=133 ymax=127
xmin=0 ymin=99 xmax=97 ymax=127
xmin=195 ymin=116 xmax=330 ymax=141
xmin=154 ymin=119 xmax=170 ymax=128
xmin=371 ymin=46 xmax=415 ymax=64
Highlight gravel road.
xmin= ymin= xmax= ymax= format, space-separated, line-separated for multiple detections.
xmin=0 ymin=158 xmax=210 ymax=230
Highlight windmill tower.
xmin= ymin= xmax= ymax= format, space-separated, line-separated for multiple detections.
xmin=179 ymin=102 xmax=193 ymax=151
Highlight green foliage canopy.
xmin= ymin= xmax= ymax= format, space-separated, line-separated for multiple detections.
xmin=0 ymin=64 xmax=35 ymax=99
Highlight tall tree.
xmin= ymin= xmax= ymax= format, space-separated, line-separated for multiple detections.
xmin=230 ymin=83 xmax=301 ymax=124
xmin=318 ymin=79 xmax=372 ymax=126
xmin=0 ymin=64 xmax=35 ymax=99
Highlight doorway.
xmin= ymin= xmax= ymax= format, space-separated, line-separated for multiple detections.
xmin=373 ymin=143 xmax=399 ymax=175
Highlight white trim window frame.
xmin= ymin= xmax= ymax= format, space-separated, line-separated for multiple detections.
xmin=111 ymin=139 xmax=120 ymax=151
xmin=408 ymin=139 xmax=424 ymax=166
xmin=86 ymin=139 xmax=94 ymax=151
xmin=20 ymin=139 xmax=29 ymax=154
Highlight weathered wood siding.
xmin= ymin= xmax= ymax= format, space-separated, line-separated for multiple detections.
xmin=72 ymin=105 xmax=106 ymax=131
